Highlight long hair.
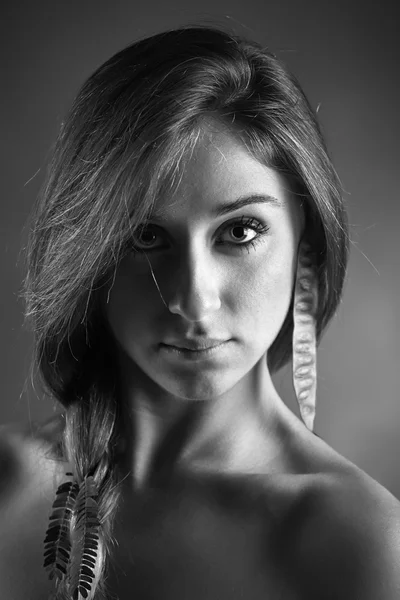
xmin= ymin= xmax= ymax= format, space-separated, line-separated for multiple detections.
xmin=24 ymin=23 xmax=348 ymax=599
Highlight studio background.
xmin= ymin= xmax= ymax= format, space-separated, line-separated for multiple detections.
xmin=1 ymin=1 xmax=399 ymax=498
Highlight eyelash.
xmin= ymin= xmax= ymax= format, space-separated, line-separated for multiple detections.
xmin=217 ymin=217 xmax=270 ymax=253
xmin=130 ymin=216 xmax=270 ymax=254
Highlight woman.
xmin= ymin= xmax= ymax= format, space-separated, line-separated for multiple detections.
xmin=1 ymin=24 xmax=399 ymax=600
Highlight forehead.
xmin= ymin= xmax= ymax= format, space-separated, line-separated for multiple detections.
xmin=151 ymin=118 xmax=298 ymax=223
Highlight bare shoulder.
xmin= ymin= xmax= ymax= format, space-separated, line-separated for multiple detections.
xmin=0 ymin=416 xmax=68 ymax=599
xmin=0 ymin=415 xmax=66 ymax=497
xmin=289 ymin=468 xmax=400 ymax=599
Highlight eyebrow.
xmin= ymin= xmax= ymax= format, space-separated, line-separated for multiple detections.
xmin=212 ymin=194 xmax=283 ymax=217
xmin=149 ymin=193 xmax=283 ymax=221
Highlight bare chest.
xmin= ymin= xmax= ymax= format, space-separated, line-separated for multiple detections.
xmin=106 ymin=475 xmax=301 ymax=600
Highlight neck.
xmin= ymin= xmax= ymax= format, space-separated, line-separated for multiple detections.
xmin=115 ymin=351 xmax=296 ymax=490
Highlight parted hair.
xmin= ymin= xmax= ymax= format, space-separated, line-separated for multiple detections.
xmin=23 ymin=23 xmax=349 ymax=599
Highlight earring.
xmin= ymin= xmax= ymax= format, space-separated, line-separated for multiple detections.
xmin=292 ymin=241 xmax=318 ymax=432
xmin=43 ymin=471 xmax=101 ymax=599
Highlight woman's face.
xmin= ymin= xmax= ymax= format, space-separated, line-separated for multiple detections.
xmin=106 ymin=121 xmax=304 ymax=401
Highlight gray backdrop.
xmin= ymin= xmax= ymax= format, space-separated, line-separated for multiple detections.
xmin=1 ymin=0 xmax=399 ymax=498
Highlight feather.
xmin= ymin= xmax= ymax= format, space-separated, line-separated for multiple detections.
xmin=43 ymin=479 xmax=80 ymax=584
xmin=67 ymin=475 xmax=101 ymax=600
xmin=292 ymin=242 xmax=318 ymax=432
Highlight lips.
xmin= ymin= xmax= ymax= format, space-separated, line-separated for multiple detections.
xmin=161 ymin=338 xmax=228 ymax=351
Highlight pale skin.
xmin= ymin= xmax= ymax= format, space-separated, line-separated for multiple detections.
xmin=106 ymin=117 xmax=306 ymax=488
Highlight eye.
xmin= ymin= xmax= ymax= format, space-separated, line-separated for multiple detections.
xmin=217 ymin=217 xmax=270 ymax=252
xmin=129 ymin=217 xmax=270 ymax=253
xmin=220 ymin=222 xmax=258 ymax=244
xmin=131 ymin=225 xmax=163 ymax=250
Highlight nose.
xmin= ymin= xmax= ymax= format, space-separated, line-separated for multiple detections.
xmin=167 ymin=244 xmax=221 ymax=322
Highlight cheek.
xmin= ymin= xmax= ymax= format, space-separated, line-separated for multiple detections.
xmin=236 ymin=247 xmax=296 ymax=343
xmin=105 ymin=259 xmax=157 ymax=347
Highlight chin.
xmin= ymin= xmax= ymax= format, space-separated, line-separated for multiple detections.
xmin=151 ymin=368 xmax=241 ymax=402
xmin=160 ymin=376 xmax=229 ymax=402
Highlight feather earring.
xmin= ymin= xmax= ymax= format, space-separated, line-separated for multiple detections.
xmin=292 ymin=241 xmax=318 ymax=432
xmin=43 ymin=474 xmax=79 ymax=585
xmin=68 ymin=476 xmax=101 ymax=600
xmin=43 ymin=472 xmax=101 ymax=600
